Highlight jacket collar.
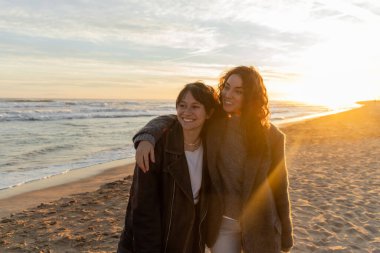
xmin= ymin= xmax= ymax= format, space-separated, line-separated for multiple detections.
xmin=206 ymin=117 xmax=226 ymax=197
xmin=241 ymin=136 xmax=270 ymax=203
xmin=164 ymin=120 xmax=184 ymax=155
xmin=164 ymin=120 xmax=194 ymax=202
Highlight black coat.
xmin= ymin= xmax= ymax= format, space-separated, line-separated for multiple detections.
xmin=117 ymin=120 xmax=209 ymax=253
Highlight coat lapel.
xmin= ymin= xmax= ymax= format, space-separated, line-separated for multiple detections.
xmin=206 ymin=118 xmax=226 ymax=197
xmin=242 ymin=130 xmax=271 ymax=204
xmin=164 ymin=121 xmax=194 ymax=202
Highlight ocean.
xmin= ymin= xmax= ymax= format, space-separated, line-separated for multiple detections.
xmin=0 ymin=99 xmax=355 ymax=191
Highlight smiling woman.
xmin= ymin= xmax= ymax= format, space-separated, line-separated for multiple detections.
xmin=117 ymin=82 xmax=219 ymax=253
xmin=220 ymin=74 xmax=244 ymax=115
xmin=176 ymin=85 xmax=214 ymax=136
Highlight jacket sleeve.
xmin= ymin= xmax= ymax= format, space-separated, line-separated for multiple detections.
xmin=132 ymin=157 xmax=162 ymax=253
xmin=268 ymin=128 xmax=294 ymax=251
xmin=132 ymin=114 xmax=177 ymax=148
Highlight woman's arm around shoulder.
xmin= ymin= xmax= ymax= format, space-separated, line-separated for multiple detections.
xmin=132 ymin=114 xmax=177 ymax=148
xmin=133 ymin=114 xmax=177 ymax=172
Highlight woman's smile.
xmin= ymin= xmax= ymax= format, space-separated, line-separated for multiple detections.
xmin=221 ymin=74 xmax=244 ymax=115
xmin=177 ymin=91 xmax=209 ymax=131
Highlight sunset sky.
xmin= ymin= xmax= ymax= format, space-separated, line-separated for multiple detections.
xmin=0 ymin=0 xmax=379 ymax=106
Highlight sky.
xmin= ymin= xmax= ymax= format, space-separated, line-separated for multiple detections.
xmin=0 ymin=0 xmax=379 ymax=106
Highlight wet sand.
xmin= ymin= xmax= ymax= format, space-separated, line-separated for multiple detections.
xmin=0 ymin=101 xmax=379 ymax=252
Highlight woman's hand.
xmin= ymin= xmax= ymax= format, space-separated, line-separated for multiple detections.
xmin=135 ymin=141 xmax=155 ymax=173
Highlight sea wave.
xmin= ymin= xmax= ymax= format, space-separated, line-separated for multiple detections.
xmin=0 ymin=99 xmax=176 ymax=122
xmin=0 ymin=99 xmax=55 ymax=103
xmin=22 ymin=144 xmax=75 ymax=158
xmin=0 ymin=147 xmax=132 ymax=190
xmin=0 ymin=112 xmax=168 ymax=122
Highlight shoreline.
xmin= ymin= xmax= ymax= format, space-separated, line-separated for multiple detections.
xmin=277 ymin=102 xmax=361 ymax=127
xmin=0 ymin=159 xmax=134 ymax=200
xmin=0 ymin=161 xmax=135 ymax=218
xmin=0 ymin=102 xmax=359 ymax=199
xmin=0 ymin=102 xmax=365 ymax=217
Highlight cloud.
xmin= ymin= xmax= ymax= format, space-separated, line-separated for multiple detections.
xmin=0 ymin=0 xmax=224 ymax=53
xmin=1 ymin=0 xmax=360 ymax=64
xmin=0 ymin=0 xmax=379 ymax=99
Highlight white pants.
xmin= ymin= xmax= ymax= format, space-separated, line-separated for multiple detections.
xmin=211 ymin=216 xmax=242 ymax=253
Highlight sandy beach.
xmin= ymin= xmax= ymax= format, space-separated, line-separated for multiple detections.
xmin=0 ymin=101 xmax=379 ymax=252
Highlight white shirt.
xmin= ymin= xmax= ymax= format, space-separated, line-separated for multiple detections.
xmin=185 ymin=144 xmax=203 ymax=204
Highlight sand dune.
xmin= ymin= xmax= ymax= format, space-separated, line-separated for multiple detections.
xmin=0 ymin=101 xmax=379 ymax=252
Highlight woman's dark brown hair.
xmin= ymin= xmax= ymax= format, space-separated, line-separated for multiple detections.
xmin=176 ymin=81 xmax=219 ymax=115
xmin=218 ymin=66 xmax=270 ymax=153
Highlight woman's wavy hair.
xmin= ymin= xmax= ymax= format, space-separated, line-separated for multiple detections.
xmin=218 ymin=66 xmax=270 ymax=153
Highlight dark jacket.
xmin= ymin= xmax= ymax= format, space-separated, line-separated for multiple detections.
xmin=118 ymin=120 xmax=209 ymax=253
xmin=205 ymin=118 xmax=293 ymax=253
xmin=131 ymin=115 xmax=293 ymax=253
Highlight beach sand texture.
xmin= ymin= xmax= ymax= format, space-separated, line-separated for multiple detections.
xmin=285 ymin=101 xmax=379 ymax=252
xmin=0 ymin=101 xmax=379 ymax=252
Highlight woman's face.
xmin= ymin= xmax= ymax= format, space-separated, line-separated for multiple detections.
xmin=176 ymin=91 xmax=209 ymax=132
xmin=221 ymin=74 xmax=244 ymax=115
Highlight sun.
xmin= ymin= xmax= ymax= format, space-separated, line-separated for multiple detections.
xmin=284 ymin=26 xmax=380 ymax=109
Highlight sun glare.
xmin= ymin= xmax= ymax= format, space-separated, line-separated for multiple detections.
xmin=285 ymin=23 xmax=380 ymax=109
